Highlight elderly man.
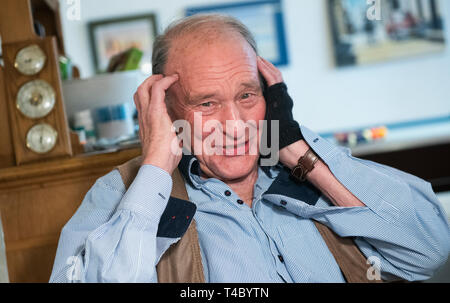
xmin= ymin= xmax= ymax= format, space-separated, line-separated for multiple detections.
xmin=50 ymin=14 xmax=449 ymax=283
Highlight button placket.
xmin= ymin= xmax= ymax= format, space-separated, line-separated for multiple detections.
xmin=222 ymin=189 xmax=250 ymax=210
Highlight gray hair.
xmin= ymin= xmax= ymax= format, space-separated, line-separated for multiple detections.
xmin=152 ymin=14 xmax=258 ymax=75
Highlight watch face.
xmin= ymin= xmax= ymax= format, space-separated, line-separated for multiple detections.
xmin=14 ymin=44 xmax=47 ymax=76
xmin=26 ymin=123 xmax=58 ymax=154
xmin=16 ymin=80 xmax=56 ymax=119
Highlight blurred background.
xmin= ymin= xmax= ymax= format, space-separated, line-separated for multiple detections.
xmin=0 ymin=0 xmax=448 ymax=283
xmin=59 ymin=0 xmax=450 ymax=133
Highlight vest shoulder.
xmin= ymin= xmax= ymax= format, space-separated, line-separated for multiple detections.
xmin=117 ymin=156 xmax=143 ymax=189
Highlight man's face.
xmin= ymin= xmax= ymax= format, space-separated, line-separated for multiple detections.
xmin=164 ymin=33 xmax=266 ymax=181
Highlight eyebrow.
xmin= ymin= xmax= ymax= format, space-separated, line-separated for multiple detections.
xmin=187 ymin=81 xmax=261 ymax=104
xmin=188 ymin=92 xmax=218 ymax=104
xmin=239 ymin=81 xmax=262 ymax=92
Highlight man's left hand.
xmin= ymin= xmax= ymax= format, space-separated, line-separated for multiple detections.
xmin=257 ymin=56 xmax=304 ymax=160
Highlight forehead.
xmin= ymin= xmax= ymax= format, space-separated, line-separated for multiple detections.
xmin=165 ymin=33 xmax=259 ymax=92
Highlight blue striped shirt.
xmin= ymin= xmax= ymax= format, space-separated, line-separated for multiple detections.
xmin=50 ymin=126 xmax=450 ymax=282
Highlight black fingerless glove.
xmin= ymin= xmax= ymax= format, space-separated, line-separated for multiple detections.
xmin=264 ymin=82 xmax=303 ymax=150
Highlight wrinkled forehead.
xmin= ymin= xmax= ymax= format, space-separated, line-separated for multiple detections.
xmin=162 ymin=31 xmax=261 ymax=119
xmin=165 ymin=32 xmax=258 ymax=82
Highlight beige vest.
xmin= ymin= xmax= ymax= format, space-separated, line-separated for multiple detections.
xmin=117 ymin=156 xmax=382 ymax=283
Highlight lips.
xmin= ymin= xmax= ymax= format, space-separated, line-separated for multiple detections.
xmin=219 ymin=138 xmax=254 ymax=156
xmin=220 ymin=139 xmax=247 ymax=149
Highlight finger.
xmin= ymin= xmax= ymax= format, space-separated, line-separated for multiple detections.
xmin=258 ymin=57 xmax=283 ymax=85
xmin=134 ymin=94 xmax=143 ymax=124
xmin=141 ymin=74 xmax=164 ymax=90
xmin=138 ymin=118 xmax=144 ymax=142
xmin=258 ymin=57 xmax=278 ymax=82
xmin=257 ymin=56 xmax=270 ymax=77
xmin=137 ymin=110 xmax=144 ymax=142
xmin=134 ymin=92 xmax=146 ymax=142
xmin=136 ymin=74 xmax=164 ymax=106
xmin=133 ymin=92 xmax=141 ymax=114
xmin=134 ymin=92 xmax=148 ymax=132
xmin=257 ymin=57 xmax=277 ymax=86
xmin=150 ymin=74 xmax=179 ymax=109
xmin=260 ymin=57 xmax=276 ymax=69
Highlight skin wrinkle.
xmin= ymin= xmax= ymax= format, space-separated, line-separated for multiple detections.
xmin=184 ymin=64 xmax=255 ymax=86
xmin=166 ymin=33 xmax=257 ymax=110
xmin=178 ymin=66 xmax=258 ymax=107
xmin=150 ymin=20 xmax=366 ymax=209
xmin=162 ymin=31 xmax=265 ymax=203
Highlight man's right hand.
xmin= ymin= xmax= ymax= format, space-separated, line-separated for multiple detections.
xmin=134 ymin=74 xmax=181 ymax=174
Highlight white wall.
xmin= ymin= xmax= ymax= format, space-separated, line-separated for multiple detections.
xmin=59 ymin=0 xmax=450 ymax=133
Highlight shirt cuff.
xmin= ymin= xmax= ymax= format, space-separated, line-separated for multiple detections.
xmin=117 ymin=164 xmax=173 ymax=221
xmin=300 ymin=125 xmax=342 ymax=163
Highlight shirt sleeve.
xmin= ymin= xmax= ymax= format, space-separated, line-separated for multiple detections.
xmin=49 ymin=164 xmax=173 ymax=283
xmin=276 ymin=125 xmax=450 ymax=281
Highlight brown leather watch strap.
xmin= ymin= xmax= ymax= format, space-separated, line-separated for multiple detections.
xmin=291 ymin=148 xmax=319 ymax=182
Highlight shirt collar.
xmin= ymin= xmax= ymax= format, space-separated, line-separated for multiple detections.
xmin=177 ymin=154 xmax=320 ymax=206
xmin=177 ymin=154 xmax=276 ymax=189
xmin=178 ymin=154 xmax=199 ymax=187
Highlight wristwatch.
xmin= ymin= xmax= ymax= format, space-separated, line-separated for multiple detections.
xmin=291 ymin=148 xmax=319 ymax=182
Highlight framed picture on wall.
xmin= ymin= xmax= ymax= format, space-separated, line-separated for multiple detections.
xmin=89 ymin=14 xmax=158 ymax=73
xmin=186 ymin=0 xmax=289 ymax=66
xmin=328 ymin=0 xmax=446 ymax=67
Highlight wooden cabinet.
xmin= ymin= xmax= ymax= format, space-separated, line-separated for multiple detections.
xmin=0 ymin=147 xmax=141 ymax=282
xmin=0 ymin=0 xmax=142 ymax=282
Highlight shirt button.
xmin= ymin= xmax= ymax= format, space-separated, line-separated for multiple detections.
xmin=237 ymin=199 xmax=244 ymax=205
xmin=278 ymin=255 xmax=284 ymax=263
xmin=224 ymin=190 xmax=231 ymax=196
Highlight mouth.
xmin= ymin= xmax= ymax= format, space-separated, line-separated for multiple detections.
xmin=218 ymin=138 xmax=254 ymax=157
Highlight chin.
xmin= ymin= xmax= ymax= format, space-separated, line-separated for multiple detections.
xmin=201 ymin=154 xmax=259 ymax=181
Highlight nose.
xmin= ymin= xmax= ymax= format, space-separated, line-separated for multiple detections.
xmin=220 ymin=104 xmax=246 ymax=141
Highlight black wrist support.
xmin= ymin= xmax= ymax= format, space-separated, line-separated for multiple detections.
xmin=263 ymin=82 xmax=303 ymax=150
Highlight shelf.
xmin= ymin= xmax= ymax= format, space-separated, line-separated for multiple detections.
xmin=0 ymin=146 xmax=141 ymax=190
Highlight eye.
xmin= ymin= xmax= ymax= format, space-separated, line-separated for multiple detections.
xmin=242 ymin=93 xmax=251 ymax=99
xmin=240 ymin=93 xmax=257 ymax=103
xmin=200 ymin=101 xmax=213 ymax=107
